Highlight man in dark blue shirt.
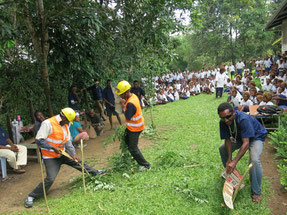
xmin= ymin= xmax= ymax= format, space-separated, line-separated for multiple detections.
xmin=218 ymin=102 xmax=267 ymax=203
xmin=103 ymin=80 xmax=122 ymax=129
xmin=68 ymin=86 xmax=80 ymax=111
xmin=130 ymin=80 xmax=145 ymax=106
xmin=83 ymin=79 xmax=106 ymax=120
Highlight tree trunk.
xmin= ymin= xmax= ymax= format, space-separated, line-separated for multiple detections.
xmin=41 ymin=39 xmax=53 ymax=116
xmin=23 ymin=1 xmax=53 ymax=116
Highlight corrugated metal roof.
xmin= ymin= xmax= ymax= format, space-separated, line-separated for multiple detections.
xmin=265 ymin=0 xmax=287 ymax=30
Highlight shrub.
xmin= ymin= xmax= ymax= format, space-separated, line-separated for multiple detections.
xmin=269 ymin=114 xmax=287 ymax=190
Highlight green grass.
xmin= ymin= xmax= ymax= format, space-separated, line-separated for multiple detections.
xmin=14 ymin=94 xmax=271 ymax=215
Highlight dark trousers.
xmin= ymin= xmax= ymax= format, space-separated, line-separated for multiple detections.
xmin=125 ymin=129 xmax=150 ymax=167
xmin=237 ymin=69 xmax=243 ymax=77
xmin=29 ymin=155 xmax=97 ymax=199
xmin=216 ymin=88 xmax=223 ymax=97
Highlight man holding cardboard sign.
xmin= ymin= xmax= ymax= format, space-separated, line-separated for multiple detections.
xmin=217 ymin=102 xmax=267 ymax=203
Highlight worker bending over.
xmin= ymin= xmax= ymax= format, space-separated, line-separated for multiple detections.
xmin=25 ymin=107 xmax=105 ymax=208
xmin=116 ymin=81 xmax=150 ymax=170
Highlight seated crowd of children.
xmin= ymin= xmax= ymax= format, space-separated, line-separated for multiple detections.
xmin=149 ymin=68 xmax=221 ymax=104
xmin=145 ymin=54 xmax=287 ymax=109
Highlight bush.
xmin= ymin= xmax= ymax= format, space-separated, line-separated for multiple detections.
xmin=269 ymin=114 xmax=287 ymax=190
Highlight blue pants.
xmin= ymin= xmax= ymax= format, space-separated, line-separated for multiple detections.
xmin=219 ymin=139 xmax=264 ymax=195
xmin=237 ymin=69 xmax=243 ymax=77
xmin=216 ymin=88 xmax=223 ymax=97
xmin=278 ymin=95 xmax=287 ymax=106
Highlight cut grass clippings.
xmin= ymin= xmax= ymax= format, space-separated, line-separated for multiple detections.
xmin=14 ymin=94 xmax=271 ymax=215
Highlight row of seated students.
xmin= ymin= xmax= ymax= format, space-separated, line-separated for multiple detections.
xmin=142 ymin=65 xmax=287 ymax=107
xmin=228 ymin=70 xmax=287 ymax=110
xmin=150 ymin=77 xmax=217 ymax=104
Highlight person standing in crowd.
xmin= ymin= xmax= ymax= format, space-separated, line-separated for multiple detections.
xmin=33 ymin=111 xmax=46 ymax=134
xmin=130 ymin=80 xmax=146 ymax=107
xmin=215 ymin=67 xmax=227 ymax=98
xmin=25 ymin=107 xmax=105 ymax=208
xmin=228 ymin=62 xmax=235 ymax=79
xmin=103 ymin=80 xmax=122 ymax=129
xmin=0 ymin=127 xmax=27 ymax=174
xmin=68 ymin=85 xmax=80 ymax=111
xmin=264 ymin=56 xmax=272 ymax=73
xmin=115 ymin=80 xmax=150 ymax=170
xmin=255 ymin=57 xmax=263 ymax=72
xmin=217 ymin=102 xmax=267 ymax=203
xmin=83 ymin=80 xmax=106 ymax=121
xmin=236 ymin=59 xmax=245 ymax=77
xmin=246 ymin=58 xmax=254 ymax=72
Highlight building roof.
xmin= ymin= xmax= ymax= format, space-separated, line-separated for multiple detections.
xmin=265 ymin=0 xmax=287 ymax=30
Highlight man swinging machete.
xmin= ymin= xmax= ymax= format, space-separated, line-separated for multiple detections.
xmin=25 ymin=107 xmax=105 ymax=208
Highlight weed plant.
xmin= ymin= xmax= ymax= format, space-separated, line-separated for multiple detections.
xmin=269 ymin=114 xmax=287 ymax=190
xmin=105 ymin=125 xmax=138 ymax=172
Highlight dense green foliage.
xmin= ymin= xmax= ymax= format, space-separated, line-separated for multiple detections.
xmin=170 ymin=0 xmax=282 ymax=70
xmin=269 ymin=115 xmax=287 ymax=190
xmin=16 ymin=94 xmax=271 ymax=214
xmin=0 ymin=0 xmax=198 ymax=123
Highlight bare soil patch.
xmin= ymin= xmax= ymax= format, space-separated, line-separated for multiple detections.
xmin=261 ymin=139 xmax=287 ymax=215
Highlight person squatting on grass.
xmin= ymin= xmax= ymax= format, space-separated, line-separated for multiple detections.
xmin=116 ymin=80 xmax=151 ymax=171
xmin=217 ymin=103 xmax=267 ymax=203
xmin=25 ymin=107 xmax=105 ymax=208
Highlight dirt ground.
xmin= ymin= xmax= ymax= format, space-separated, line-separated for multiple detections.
xmin=261 ymin=139 xmax=287 ymax=215
xmin=0 ymin=115 xmax=152 ymax=214
xmin=1 ymin=118 xmax=287 ymax=214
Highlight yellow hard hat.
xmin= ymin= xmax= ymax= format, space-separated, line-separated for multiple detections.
xmin=115 ymin=80 xmax=131 ymax=95
xmin=61 ymin=107 xmax=76 ymax=124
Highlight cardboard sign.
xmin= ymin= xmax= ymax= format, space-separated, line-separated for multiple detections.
xmin=221 ymin=169 xmax=244 ymax=190
xmin=223 ymin=181 xmax=234 ymax=210
xmin=222 ymin=163 xmax=253 ymax=210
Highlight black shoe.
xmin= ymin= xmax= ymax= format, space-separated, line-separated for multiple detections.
xmin=24 ymin=196 xmax=34 ymax=208
xmin=96 ymin=169 xmax=106 ymax=175
xmin=138 ymin=166 xmax=151 ymax=172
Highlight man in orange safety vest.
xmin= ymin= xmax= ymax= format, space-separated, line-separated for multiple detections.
xmin=25 ymin=107 xmax=105 ymax=208
xmin=116 ymin=81 xmax=150 ymax=171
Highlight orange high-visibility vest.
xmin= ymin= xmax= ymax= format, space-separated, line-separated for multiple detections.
xmin=41 ymin=116 xmax=69 ymax=159
xmin=124 ymin=93 xmax=145 ymax=132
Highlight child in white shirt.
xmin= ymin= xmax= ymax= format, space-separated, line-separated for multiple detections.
xmin=173 ymin=88 xmax=180 ymax=101
xmin=239 ymin=92 xmax=253 ymax=112
xmin=259 ymin=92 xmax=274 ymax=105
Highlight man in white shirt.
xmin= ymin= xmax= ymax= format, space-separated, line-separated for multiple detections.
xmin=228 ymin=62 xmax=235 ymax=79
xmin=236 ymin=59 xmax=245 ymax=77
xmin=255 ymin=57 xmax=263 ymax=71
xmin=263 ymin=56 xmax=272 ymax=72
xmin=25 ymin=108 xmax=105 ymax=208
xmin=215 ymin=67 xmax=227 ymax=98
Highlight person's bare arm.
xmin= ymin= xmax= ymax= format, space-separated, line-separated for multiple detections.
xmin=77 ymin=127 xmax=84 ymax=133
xmin=225 ymin=138 xmax=233 ymax=164
xmin=104 ymin=98 xmax=113 ymax=107
xmin=6 ymin=138 xmax=19 ymax=152
xmin=226 ymin=137 xmax=249 ymax=173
